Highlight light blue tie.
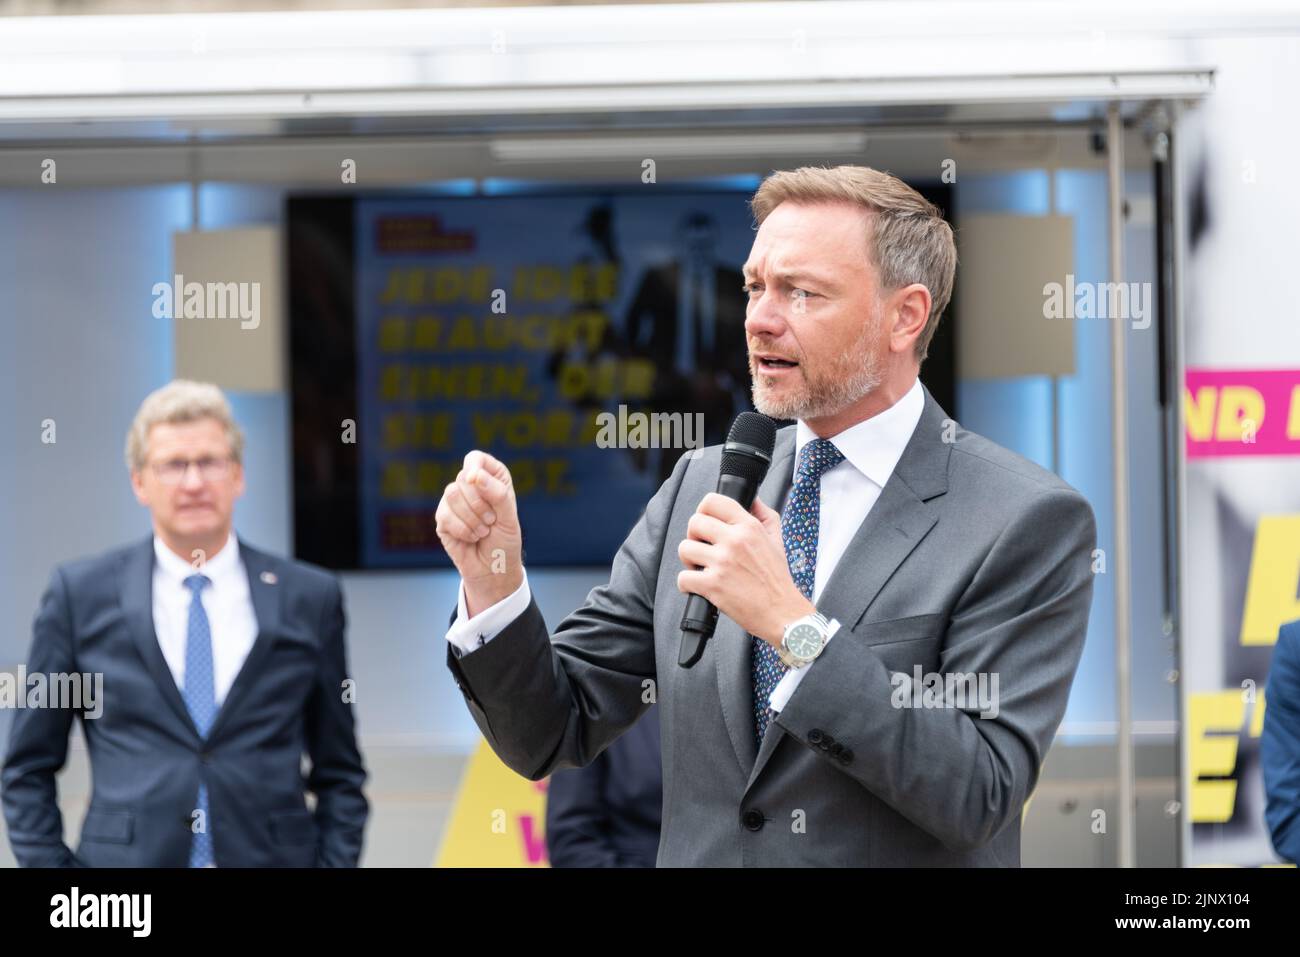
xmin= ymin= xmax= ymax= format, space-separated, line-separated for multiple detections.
xmin=751 ymin=438 xmax=845 ymax=745
xmin=183 ymin=573 xmax=216 ymax=867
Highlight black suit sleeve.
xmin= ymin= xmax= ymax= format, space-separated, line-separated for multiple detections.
xmin=545 ymin=757 xmax=621 ymax=868
xmin=445 ymin=448 xmax=690 ymax=781
xmin=303 ymin=578 xmax=370 ymax=866
xmin=1 ymin=568 xmax=84 ymax=867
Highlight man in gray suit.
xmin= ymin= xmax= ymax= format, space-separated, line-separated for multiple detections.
xmin=436 ymin=165 xmax=1097 ymax=866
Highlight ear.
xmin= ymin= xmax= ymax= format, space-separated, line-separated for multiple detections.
xmin=231 ymin=461 xmax=246 ymax=500
xmin=888 ymin=283 xmax=932 ymax=357
xmin=129 ymin=470 xmax=150 ymax=506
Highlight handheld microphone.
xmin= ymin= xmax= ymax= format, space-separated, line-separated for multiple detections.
xmin=678 ymin=411 xmax=777 ymax=668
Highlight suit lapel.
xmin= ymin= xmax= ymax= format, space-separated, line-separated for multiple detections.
xmin=743 ymin=386 xmax=953 ymax=791
xmin=714 ymin=425 xmax=796 ymax=778
xmin=205 ymin=537 xmax=283 ymax=742
xmin=119 ymin=536 xmax=201 ymax=741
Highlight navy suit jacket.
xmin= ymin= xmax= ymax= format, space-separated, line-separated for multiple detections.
xmin=545 ymin=704 xmax=662 ymax=868
xmin=1263 ymin=617 xmax=1300 ymax=864
xmin=1 ymin=535 xmax=368 ymax=867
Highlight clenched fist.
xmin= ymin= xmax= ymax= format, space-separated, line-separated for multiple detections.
xmin=434 ymin=451 xmax=524 ymax=616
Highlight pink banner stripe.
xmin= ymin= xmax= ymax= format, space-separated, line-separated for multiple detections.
xmin=1185 ymin=369 xmax=1300 ymax=458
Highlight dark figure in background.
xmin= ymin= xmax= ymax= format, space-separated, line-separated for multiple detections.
xmin=541 ymin=206 xmax=755 ymax=485
xmin=622 ymin=211 xmax=755 ymax=483
xmin=1262 ymin=618 xmax=1300 ymax=864
xmin=545 ymin=705 xmax=662 ymax=868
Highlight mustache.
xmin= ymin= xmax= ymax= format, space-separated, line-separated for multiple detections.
xmin=748 ymin=341 xmax=802 ymax=362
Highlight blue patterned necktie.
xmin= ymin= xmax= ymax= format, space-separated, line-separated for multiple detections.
xmin=183 ymin=573 xmax=216 ymax=867
xmin=751 ymin=437 xmax=845 ymax=745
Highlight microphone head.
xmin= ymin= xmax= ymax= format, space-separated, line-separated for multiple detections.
xmin=720 ymin=411 xmax=777 ymax=484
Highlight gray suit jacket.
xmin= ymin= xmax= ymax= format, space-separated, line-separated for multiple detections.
xmin=447 ymin=385 xmax=1096 ymax=866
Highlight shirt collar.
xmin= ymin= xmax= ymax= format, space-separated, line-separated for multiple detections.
xmin=794 ymin=378 xmax=925 ymax=489
xmin=153 ymin=532 xmax=240 ymax=587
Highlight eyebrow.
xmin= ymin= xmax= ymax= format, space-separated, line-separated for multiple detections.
xmin=740 ymin=266 xmax=835 ymax=288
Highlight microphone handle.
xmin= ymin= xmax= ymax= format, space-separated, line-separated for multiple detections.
xmin=678 ymin=471 xmax=762 ymax=668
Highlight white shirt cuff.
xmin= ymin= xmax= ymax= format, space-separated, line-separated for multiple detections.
xmin=768 ymin=626 xmax=836 ymax=714
xmin=446 ymin=571 xmax=532 ymax=656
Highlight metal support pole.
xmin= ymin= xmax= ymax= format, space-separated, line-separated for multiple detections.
xmin=1107 ymin=101 xmax=1136 ymax=868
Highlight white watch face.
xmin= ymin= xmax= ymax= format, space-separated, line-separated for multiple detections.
xmin=786 ymin=622 xmax=824 ymax=660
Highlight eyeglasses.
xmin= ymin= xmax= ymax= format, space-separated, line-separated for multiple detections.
xmin=150 ymin=455 xmax=234 ymax=485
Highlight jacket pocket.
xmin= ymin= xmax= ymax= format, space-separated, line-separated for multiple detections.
xmin=853 ymin=613 xmax=943 ymax=646
xmin=80 ymin=808 xmax=134 ymax=844
xmin=270 ymin=809 xmax=317 ymax=846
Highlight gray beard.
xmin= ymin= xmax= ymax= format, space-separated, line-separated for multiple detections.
xmin=751 ymin=364 xmax=883 ymax=421
xmin=750 ymin=331 xmax=885 ymax=421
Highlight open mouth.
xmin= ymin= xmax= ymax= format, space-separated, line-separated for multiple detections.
xmin=756 ymin=355 xmax=800 ymax=372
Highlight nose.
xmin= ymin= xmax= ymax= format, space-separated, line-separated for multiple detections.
xmin=179 ymin=462 xmax=206 ymax=490
xmin=743 ymin=288 xmax=790 ymax=343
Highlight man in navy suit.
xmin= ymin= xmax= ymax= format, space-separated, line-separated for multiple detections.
xmin=545 ymin=705 xmax=662 ymax=867
xmin=1262 ymin=617 xmax=1300 ymax=864
xmin=2 ymin=380 xmax=368 ymax=867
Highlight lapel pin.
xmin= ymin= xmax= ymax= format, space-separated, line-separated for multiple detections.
xmin=260 ymin=571 xmax=278 ymax=585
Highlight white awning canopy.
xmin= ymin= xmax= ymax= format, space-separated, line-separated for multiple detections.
xmin=0 ymin=0 xmax=1230 ymax=138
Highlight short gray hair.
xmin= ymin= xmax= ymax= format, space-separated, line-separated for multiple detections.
xmin=749 ymin=164 xmax=957 ymax=363
xmin=125 ymin=379 xmax=244 ymax=473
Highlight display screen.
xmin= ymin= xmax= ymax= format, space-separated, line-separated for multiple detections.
xmin=287 ymin=184 xmax=955 ymax=569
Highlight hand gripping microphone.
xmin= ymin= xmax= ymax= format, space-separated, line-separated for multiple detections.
xmin=678 ymin=411 xmax=777 ymax=668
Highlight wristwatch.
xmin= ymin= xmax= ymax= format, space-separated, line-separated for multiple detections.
xmin=778 ymin=611 xmax=840 ymax=669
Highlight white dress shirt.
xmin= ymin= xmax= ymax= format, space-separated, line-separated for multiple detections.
xmin=444 ymin=378 xmax=926 ymax=715
xmin=152 ymin=533 xmax=260 ymax=708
